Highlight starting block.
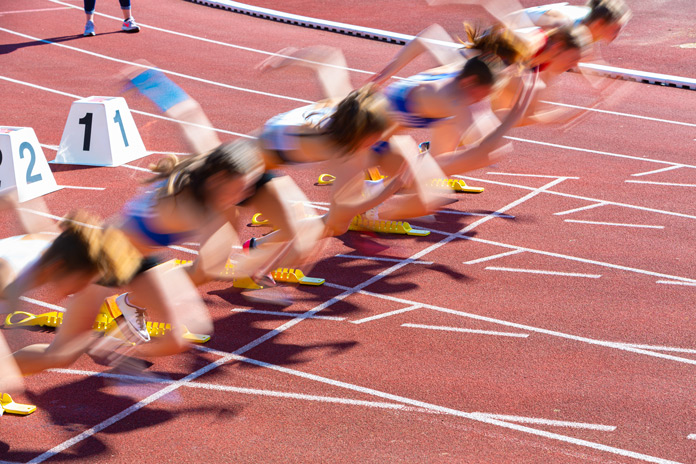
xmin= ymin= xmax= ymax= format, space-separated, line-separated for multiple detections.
xmin=250 ymin=212 xmax=270 ymax=226
xmin=0 ymin=393 xmax=36 ymax=416
xmin=317 ymin=173 xmax=335 ymax=185
xmin=3 ymin=297 xmax=210 ymax=344
xmin=100 ymin=295 xmax=210 ymax=343
xmin=430 ymin=178 xmax=484 ymax=193
xmin=0 ymin=126 xmax=61 ymax=202
xmin=348 ymin=215 xmax=430 ymax=236
xmin=54 ymin=96 xmax=146 ymax=167
xmin=174 ymin=259 xmax=324 ymax=288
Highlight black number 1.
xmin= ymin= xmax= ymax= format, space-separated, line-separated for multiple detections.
xmin=78 ymin=112 xmax=93 ymax=151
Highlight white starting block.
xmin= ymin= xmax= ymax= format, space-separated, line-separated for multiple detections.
xmin=54 ymin=96 xmax=146 ymax=167
xmin=0 ymin=127 xmax=60 ymax=202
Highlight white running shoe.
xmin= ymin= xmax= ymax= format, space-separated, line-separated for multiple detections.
xmin=83 ymin=20 xmax=95 ymax=36
xmin=121 ymin=17 xmax=140 ymax=33
xmin=115 ymin=293 xmax=150 ymax=342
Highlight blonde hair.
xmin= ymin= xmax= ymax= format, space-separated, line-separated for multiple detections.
xmin=38 ymin=211 xmax=143 ymax=287
xmin=318 ymin=85 xmax=390 ymax=154
xmin=463 ymin=23 xmax=534 ymax=65
xmin=146 ymin=139 xmax=263 ymax=204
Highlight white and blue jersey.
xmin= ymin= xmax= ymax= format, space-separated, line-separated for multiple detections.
xmin=521 ymin=3 xmax=589 ymax=28
xmin=260 ymin=104 xmax=334 ymax=163
xmin=0 ymin=235 xmax=51 ymax=276
xmin=383 ymin=72 xmax=458 ymax=128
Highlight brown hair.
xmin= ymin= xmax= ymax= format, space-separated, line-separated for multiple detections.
xmin=463 ymin=23 xmax=533 ymax=66
xmin=547 ymin=24 xmax=593 ymax=56
xmin=318 ymin=85 xmax=390 ymax=154
xmin=585 ymin=0 xmax=631 ymax=26
xmin=37 ymin=211 xmax=142 ymax=286
xmin=146 ymin=139 xmax=263 ymax=204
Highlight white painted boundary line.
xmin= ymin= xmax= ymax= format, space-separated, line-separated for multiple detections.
xmin=619 ymin=344 xmax=696 ymax=355
xmin=0 ymin=28 xmax=312 ymax=106
xmin=435 ymin=210 xmax=515 ymax=219
xmin=334 ymin=254 xmax=433 ymax=265
xmin=437 ymin=226 xmax=696 ymax=284
xmin=456 ymin=175 xmax=696 ymax=221
xmin=504 ymin=136 xmax=696 ymax=170
xmin=486 ymin=267 xmax=602 ymax=278
xmin=351 ymin=305 xmax=420 ymax=325
xmin=564 ymin=219 xmax=664 ymax=229
xmin=186 ymin=0 xmax=696 ymax=92
xmin=49 ymin=367 xmax=618 ymax=432
xmin=554 ymin=202 xmax=608 ymax=216
xmin=687 ymin=434 xmax=696 ymax=440
xmin=464 ymin=249 xmax=524 ymax=265
xmin=626 ymin=180 xmax=696 ymax=188
xmin=402 ymin=323 xmax=529 ymax=338
xmin=487 ymin=172 xmax=579 ymax=179
xmin=631 ymin=166 xmax=685 ymax=177
xmin=470 ymin=413 xmax=615 ymax=431
xmin=538 ymin=101 xmax=696 ymax=128
xmin=58 ymin=185 xmax=105 ymax=191
xmin=231 ymin=308 xmax=346 ymax=321
xmin=323 ymin=281 xmax=696 ymax=367
xmin=1 ymin=7 xmax=71 ymax=15
xmin=225 ymin=353 xmax=679 ymax=464
xmin=18 ymin=296 xmax=65 ymax=312
xmin=656 ymin=280 xmax=696 ymax=287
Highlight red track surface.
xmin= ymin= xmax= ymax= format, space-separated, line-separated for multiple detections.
xmin=1 ymin=1 xmax=696 ymax=463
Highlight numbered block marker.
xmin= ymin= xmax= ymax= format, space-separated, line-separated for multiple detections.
xmin=0 ymin=127 xmax=61 ymax=202
xmin=55 ymin=96 xmax=146 ymax=167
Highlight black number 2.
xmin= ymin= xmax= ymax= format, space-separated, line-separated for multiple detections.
xmin=79 ymin=112 xmax=93 ymax=151
xmin=19 ymin=142 xmax=43 ymax=184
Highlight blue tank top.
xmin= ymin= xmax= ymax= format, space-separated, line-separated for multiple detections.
xmin=383 ymin=72 xmax=458 ymax=128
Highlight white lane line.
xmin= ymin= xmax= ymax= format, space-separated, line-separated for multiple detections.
xmin=26 ymin=352 xmax=242 ymax=464
xmin=504 ymin=136 xmax=696 ymax=170
xmin=435 ymin=210 xmax=515 ymax=219
xmin=334 ymin=254 xmax=433 ymax=265
xmin=626 ymin=180 xmax=696 ymax=188
xmin=619 ymin=344 xmax=696 ymax=354
xmin=449 ymin=228 xmax=696 ymax=284
xmin=121 ymin=164 xmax=153 ymax=172
xmin=464 ymin=249 xmax=524 ymax=265
xmin=0 ymin=7 xmax=70 ymax=14
xmin=553 ymin=202 xmax=608 ymax=216
xmin=231 ymin=308 xmax=345 ymax=321
xmin=470 ymin=413 xmax=615 ymax=431
xmin=631 ymin=165 xmax=684 ymax=177
xmin=351 ymin=305 xmax=421 ymax=325
xmin=0 ymin=27 xmax=312 ymax=105
xmin=402 ymin=323 xmax=529 ymax=338
xmin=325 ymin=281 xmax=696 ymax=368
xmin=168 ymin=245 xmax=198 ymax=255
xmin=456 ymin=174 xmax=696 ymax=221
xmin=539 ymin=100 xmax=696 ymax=128
xmin=18 ymin=296 xmax=66 ymax=312
xmin=485 ymin=267 xmax=602 ymax=278
xmin=223 ymin=352 xmax=679 ymax=464
xmin=49 ymin=368 xmax=617 ymax=432
xmin=564 ymin=219 xmax=664 ymax=229
xmin=47 ymin=0 xmax=374 ymax=76
xmin=1 ymin=75 xmax=250 ymax=139
xmin=58 ymin=185 xmax=105 ymax=191
xmin=656 ymin=280 xmax=696 ymax=287
xmin=687 ymin=434 xmax=696 ymax=440
xmin=487 ymin=172 xmax=580 ymax=179
xmin=49 ymin=368 xmax=405 ymax=408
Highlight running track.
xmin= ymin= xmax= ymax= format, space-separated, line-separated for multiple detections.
xmin=1 ymin=1 xmax=695 ymax=462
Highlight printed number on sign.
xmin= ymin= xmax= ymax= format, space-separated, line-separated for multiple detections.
xmin=113 ymin=110 xmax=129 ymax=147
xmin=78 ymin=112 xmax=93 ymax=151
xmin=19 ymin=142 xmax=43 ymax=184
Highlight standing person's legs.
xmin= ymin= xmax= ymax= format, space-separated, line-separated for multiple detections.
xmin=119 ymin=0 xmax=140 ymax=32
xmin=83 ymin=0 xmax=96 ymax=36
